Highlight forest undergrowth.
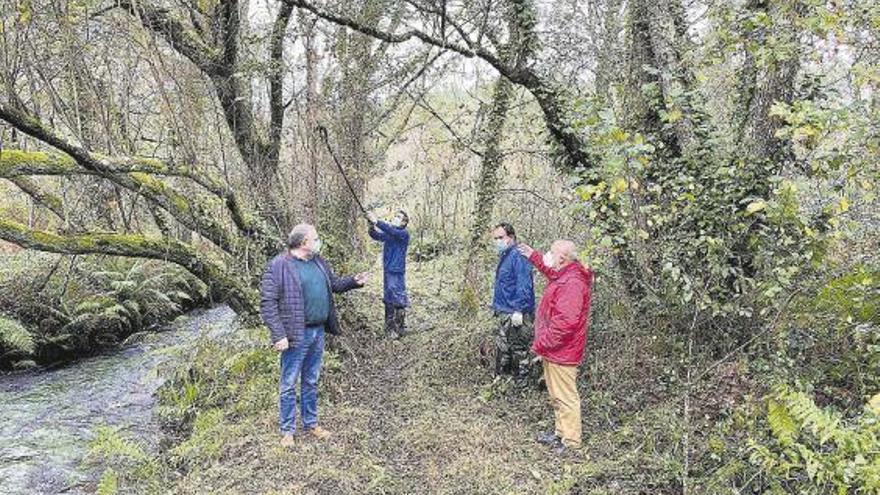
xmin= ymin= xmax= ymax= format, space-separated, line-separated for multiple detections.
xmin=88 ymin=252 xmax=880 ymax=494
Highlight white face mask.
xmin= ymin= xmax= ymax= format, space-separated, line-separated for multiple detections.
xmin=391 ymin=217 xmax=402 ymax=227
xmin=495 ymin=239 xmax=508 ymax=253
xmin=543 ymin=251 xmax=555 ymax=268
xmin=312 ymin=238 xmax=322 ymax=254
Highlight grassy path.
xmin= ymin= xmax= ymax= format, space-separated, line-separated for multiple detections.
xmin=169 ymin=259 xmax=591 ymax=494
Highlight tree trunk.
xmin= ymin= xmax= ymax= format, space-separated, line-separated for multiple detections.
xmin=460 ymin=0 xmax=536 ymax=312
xmin=461 ymin=77 xmax=516 ymax=312
xmin=301 ymin=14 xmax=321 ymax=222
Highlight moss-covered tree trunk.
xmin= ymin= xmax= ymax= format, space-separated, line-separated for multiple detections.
xmin=460 ymin=0 xmax=538 ymax=313
xmin=0 ymin=218 xmax=257 ymax=315
xmin=460 ymin=77 xmax=516 ymax=312
xmin=320 ymin=0 xmax=398 ymax=264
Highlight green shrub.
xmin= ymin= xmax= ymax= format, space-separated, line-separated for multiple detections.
xmin=0 ymin=255 xmax=208 ymax=367
xmin=157 ymin=329 xmax=278 ymax=435
xmin=748 ymin=385 xmax=880 ymax=494
xmin=168 ymin=408 xmax=227 ymax=468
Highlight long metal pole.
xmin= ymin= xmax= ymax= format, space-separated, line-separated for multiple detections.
xmin=316 ymin=125 xmax=369 ymax=216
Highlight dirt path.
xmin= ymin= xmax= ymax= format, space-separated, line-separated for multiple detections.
xmin=172 ymin=261 xmax=582 ymax=494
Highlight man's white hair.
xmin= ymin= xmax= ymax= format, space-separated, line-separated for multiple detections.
xmin=552 ymin=240 xmax=578 ymax=261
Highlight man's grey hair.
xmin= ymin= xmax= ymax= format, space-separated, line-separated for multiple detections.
xmin=286 ymin=223 xmax=315 ymax=249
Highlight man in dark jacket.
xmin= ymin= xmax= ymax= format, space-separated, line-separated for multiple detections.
xmin=491 ymin=223 xmax=535 ymax=386
xmin=517 ymin=240 xmax=593 ymax=453
xmin=367 ymin=210 xmax=410 ymax=339
xmin=260 ymin=223 xmax=368 ymax=447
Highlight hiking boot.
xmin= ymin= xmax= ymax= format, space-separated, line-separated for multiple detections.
xmin=550 ymin=438 xmax=567 ymax=455
xmin=513 ymin=376 xmax=531 ymax=390
xmin=536 ymin=431 xmax=560 ymax=445
xmin=305 ymin=426 xmax=331 ymax=440
xmin=550 ymin=438 xmax=581 ymax=456
xmin=280 ymin=433 xmax=295 ymax=448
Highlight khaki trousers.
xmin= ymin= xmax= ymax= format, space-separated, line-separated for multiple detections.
xmin=542 ymin=360 xmax=582 ymax=448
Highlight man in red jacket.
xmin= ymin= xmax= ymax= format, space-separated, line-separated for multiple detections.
xmin=517 ymin=240 xmax=593 ymax=452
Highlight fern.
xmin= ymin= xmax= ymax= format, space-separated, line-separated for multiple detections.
xmin=0 ymin=315 xmax=35 ymax=354
xmin=88 ymin=426 xmax=161 ymax=492
xmin=750 ymin=384 xmax=880 ymax=493
xmin=95 ymin=468 xmax=118 ymax=495
xmin=74 ymin=296 xmax=115 ymax=316
xmin=767 ymin=398 xmax=797 ymax=447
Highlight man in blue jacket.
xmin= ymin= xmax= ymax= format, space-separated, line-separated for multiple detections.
xmin=367 ymin=210 xmax=410 ymax=339
xmin=260 ymin=223 xmax=368 ymax=447
xmin=491 ymin=222 xmax=535 ymax=386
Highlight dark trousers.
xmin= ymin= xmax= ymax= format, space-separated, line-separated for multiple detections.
xmin=495 ymin=312 xmax=534 ymax=383
xmin=384 ymin=303 xmax=407 ymax=337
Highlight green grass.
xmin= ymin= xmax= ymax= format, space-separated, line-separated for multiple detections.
xmin=103 ymin=255 xmax=869 ymax=494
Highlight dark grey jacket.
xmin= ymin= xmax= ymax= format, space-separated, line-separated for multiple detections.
xmin=260 ymin=253 xmax=360 ymax=345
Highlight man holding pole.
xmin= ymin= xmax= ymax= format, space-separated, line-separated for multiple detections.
xmin=367 ymin=211 xmax=411 ymax=339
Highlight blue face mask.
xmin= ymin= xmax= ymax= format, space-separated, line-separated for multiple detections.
xmin=495 ymin=239 xmax=508 ymax=254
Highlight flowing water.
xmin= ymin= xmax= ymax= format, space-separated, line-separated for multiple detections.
xmin=0 ymin=305 xmax=237 ymax=494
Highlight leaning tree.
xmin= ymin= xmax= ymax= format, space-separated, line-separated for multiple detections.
xmin=0 ymin=0 xmax=421 ymax=314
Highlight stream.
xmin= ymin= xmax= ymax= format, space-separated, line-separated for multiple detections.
xmin=0 ymin=305 xmax=237 ymax=494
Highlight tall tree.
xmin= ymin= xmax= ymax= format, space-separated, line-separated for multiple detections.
xmin=461 ymin=0 xmax=538 ymax=309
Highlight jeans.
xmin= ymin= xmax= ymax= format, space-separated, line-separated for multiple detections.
xmin=279 ymin=326 xmax=325 ymax=434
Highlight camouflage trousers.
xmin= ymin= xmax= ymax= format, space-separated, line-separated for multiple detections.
xmin=384 ymin=303 xmax=407 ymax=338
xmin=494 ymin=312 xmax=535 ymax=384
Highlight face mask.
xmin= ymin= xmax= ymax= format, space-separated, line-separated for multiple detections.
xmin=391 ymin=217 xmax=402 ymax=227
xmin=495 ymin=239 xmax=508 ymax=254
xmin=543 ymin=251 xmax=555 ymax=268
xmin=312 ymin=238 xmax=322 ymax=254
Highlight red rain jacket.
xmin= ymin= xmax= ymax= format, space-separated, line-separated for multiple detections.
xmin=528 ymin=251 xmax=593 ymax=366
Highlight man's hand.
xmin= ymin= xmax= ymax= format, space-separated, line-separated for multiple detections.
xmin=366 ymin=212 xmax=378 ymax=224
xmin=273 ymin=337 xmax=289 ymax=352
xmin=511 ymin=311 xmax=523 ymax=326
xmin=516 ymin=243 xmax=534 ymax=258
xmin=354 ymin=272 xmax=370 ymax=285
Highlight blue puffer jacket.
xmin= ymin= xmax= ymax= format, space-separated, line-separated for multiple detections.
xmin=492 ymin=244 xmax=535 ymax=314
xmin=368 ymin=221 xmax=409 ymax=274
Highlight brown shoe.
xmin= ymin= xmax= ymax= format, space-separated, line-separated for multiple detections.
xmin=280 ymin=434 xmax=295 ymax=448
xmin=306 ymin=426 xmax=331 ymax=440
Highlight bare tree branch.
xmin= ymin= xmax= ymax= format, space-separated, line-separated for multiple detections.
xmin=283 ymin=0 xmax=598 ymax=175
xmin=0 ymin=149 xmax=263 ymax=242
xmin=6 ymin=176 xmax=66 ymax=220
